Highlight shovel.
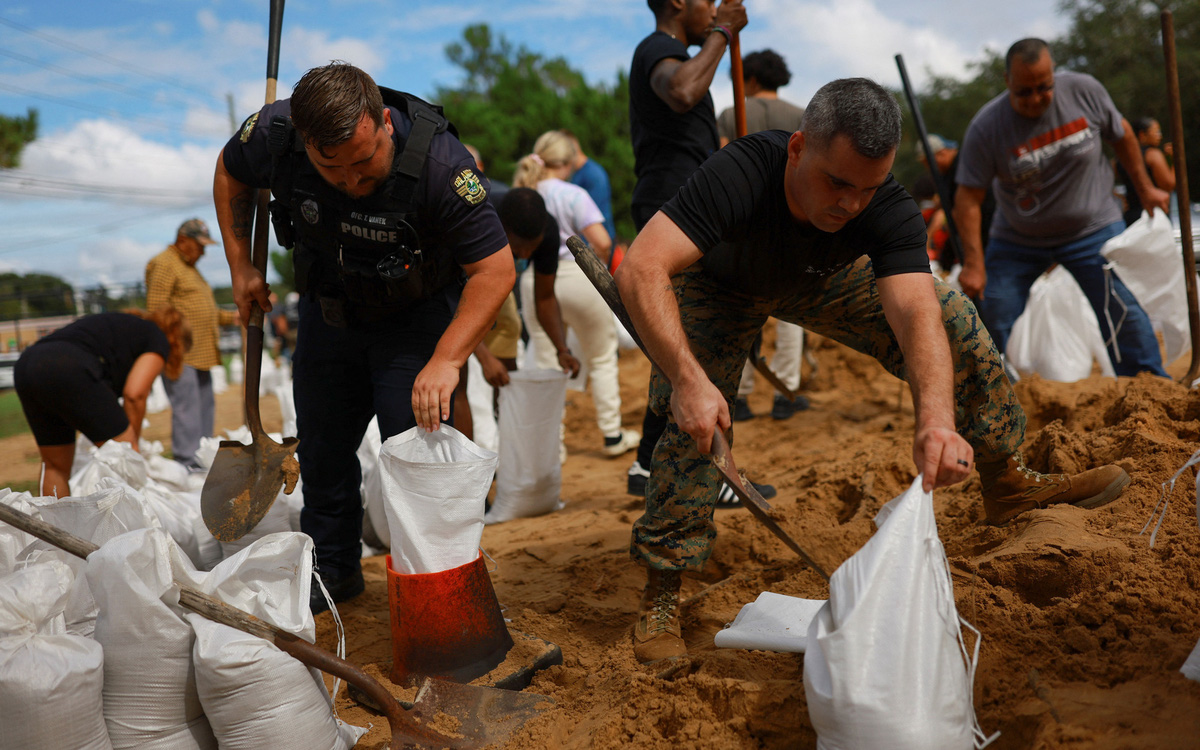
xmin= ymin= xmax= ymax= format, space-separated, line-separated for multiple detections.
xmin=565 ymin=235 xmax=830 ymax=581
xmin=0 ymin=502 xmax=549 ymax=750
xmin=201 ymin=0 xmax=298 ymax=543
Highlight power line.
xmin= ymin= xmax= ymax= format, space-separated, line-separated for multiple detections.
xmin=0 ymin=82 xmax=229 ymax=139
xmin=0 ymin=46 xmax=194 ymax=108
xmin=0 ymin=15 xmax=221 ymax=105
xmin=0 ymin=202 xmax=210 ymax=254
xmin=0 ymin=172 xmax=209 ymax=202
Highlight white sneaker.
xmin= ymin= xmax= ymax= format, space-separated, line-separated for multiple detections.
xmin=602 ymin=428 xmax=641 ymax=458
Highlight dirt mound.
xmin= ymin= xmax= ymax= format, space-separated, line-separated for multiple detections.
xmin=313 ymin=337 xmax=1200 ymax=748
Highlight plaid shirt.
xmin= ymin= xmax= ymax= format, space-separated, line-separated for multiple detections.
xmin=145 ymin=245 xmax=238 ymax=371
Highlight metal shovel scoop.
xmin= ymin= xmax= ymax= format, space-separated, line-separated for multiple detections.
xmin=201 ymin=192 xmax=299 ymax=542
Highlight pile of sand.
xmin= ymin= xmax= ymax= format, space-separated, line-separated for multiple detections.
xmin=319 ymin=336 xmax=1200 ymax=749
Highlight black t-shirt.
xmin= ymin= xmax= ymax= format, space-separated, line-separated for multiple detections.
xmin=222 ymin=98 xmax=507 ymax=272
xmin=39 ymin=313 xmax=170 ymax=395
xmin=629 ymin=31 xmax=720 ymax=212
xmin=662 ymin=130 xmax=931 ymax=299
xmin=531 ymin=214 xmax=560 ymax=276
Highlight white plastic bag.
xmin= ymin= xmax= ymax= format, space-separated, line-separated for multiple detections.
xmin=485 ymin=369 xmax=568 ymax=524
xmin=379 ymin=425 xmax=497 ymax=574
xmin=0 ymin=489 xmax=40 ymax=575
xmin=0 ymin=562 xmax=113 ymax=750
xmin=1006 ymin=266 xmax=1114 ymax=382
xmin=187 ymin=533 xmax=365 ymax=750
xmin=85 ymin=528 xmax=217 ymax=750
xmin=465 ymin=354 xmax=499 ymax=453
xmin=359 ymin=417 xmax=390 ymax=550
xmin=1101 ymin=211 xmax=1193 ymax=365
xmin=713 ymin=592 xmax=826 ymax=653
xmin=804 ymin=476 xmax=993 ymax=750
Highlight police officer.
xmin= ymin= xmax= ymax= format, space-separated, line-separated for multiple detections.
xmin=213 ymin=62 xmax=514 ymax=613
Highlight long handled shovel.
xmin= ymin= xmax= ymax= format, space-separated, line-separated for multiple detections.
xmin=566 ymin=236 xmax=830 ymax=581
xmin=0 ymin=502 xmax=549 ymax=750
xmin=201 ymin=0 xmax=298 ymax=542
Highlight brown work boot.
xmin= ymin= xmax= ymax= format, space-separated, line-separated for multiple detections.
xmin=979 ymin=453 xmax=1131 ymax=527
xmin=632 ymin=568 xmax=687 ymax=664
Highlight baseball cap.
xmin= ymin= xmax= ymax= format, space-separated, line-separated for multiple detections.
xmin=914 ymin=134 xmax=957 ymax=161
xmin=178 ymin=218 xmax=217 ymax=245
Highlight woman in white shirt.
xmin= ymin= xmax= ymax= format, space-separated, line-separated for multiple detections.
xmin=512 ymin=130 xmax=639 ymax=458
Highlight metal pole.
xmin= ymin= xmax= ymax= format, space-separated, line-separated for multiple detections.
xmin=895 ymin=53 xmax=964 ymax=266
xmin=1161 ymin=10 xmax=1200 ymax=385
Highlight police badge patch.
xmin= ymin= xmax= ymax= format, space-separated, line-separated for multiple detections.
xmin=301 ymin=199 xmax=319 ymax=225
xmin=453 ymin=168 xmax=487 ymax=206
xmin=238 ymin=112 xmax=260 ymax=143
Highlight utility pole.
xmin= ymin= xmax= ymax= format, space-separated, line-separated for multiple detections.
xmin=226 ymin=92 xmax=239 ymax=135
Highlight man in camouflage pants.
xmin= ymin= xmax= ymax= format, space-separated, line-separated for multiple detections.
xmin=615 ymin=78 xmax=1132 ymax=665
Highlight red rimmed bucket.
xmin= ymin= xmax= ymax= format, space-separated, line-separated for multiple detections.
xmin=386 ymin=553 xmax=513 ymax=685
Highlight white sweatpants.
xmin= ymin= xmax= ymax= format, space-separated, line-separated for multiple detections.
xmin=520 ymin=261 xmax=624 ymax=437
xmin=738 ymin=319 xmax=804 ymax=397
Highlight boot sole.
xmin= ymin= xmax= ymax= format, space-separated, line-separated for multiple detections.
xmin=1073 ymin=470 xmax=1131 ymax=510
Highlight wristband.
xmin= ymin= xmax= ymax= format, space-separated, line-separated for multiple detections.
xmin=712 ymin=25 xmax=733 ymax=46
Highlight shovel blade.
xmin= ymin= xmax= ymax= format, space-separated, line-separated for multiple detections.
xmin=200 ymin=436 xmax=299 ymax=542
xmin=407 ymin=678 xmax=551 ymax=749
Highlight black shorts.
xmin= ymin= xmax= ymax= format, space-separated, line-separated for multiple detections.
xmin=14 ymin=341 xmax=128 ymax=447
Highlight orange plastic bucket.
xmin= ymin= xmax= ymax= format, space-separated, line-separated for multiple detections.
xmin=386 ymin=553 xmax=513 ymax=685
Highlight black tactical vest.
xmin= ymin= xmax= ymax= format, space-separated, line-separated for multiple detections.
xmin=266 ymin=88 xmax=459 ymax=327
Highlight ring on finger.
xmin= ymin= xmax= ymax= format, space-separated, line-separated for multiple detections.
xmin=956 ymin=459 xmax=969 ymax=467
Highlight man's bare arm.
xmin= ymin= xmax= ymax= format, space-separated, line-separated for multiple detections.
xmin=614 ymin=211 xmax=724 ymax=452
xmin=952 ymin=185 xmax=988 ymax=298
xmin=876 ymin=272 xmax=972 ymax=490
xmin=649 ymin=0 xmax=747 ymax=113
xmin=213 ymin=149 xmax=272 ymax=325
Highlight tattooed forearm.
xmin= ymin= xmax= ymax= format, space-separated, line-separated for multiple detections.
xmin=230 ymin=191 xmax=255 ymax=240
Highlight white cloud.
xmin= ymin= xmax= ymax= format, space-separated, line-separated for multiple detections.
xmin=286 ymin=27 xmax=385 ymax=73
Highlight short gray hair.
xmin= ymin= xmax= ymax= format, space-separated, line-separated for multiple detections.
xmin=802 ymin=78 xmax=902 ymax=160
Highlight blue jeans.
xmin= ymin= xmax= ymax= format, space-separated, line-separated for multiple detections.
xmin=982 ymin=222 xmax=1167 ymax=378
xmin=292 ymin=291 xmax=459 ymax=579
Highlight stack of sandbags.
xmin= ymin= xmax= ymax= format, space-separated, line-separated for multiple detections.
xmin=85 ymin=528 xmax=218 ymax=749
xmin=0 ymin=561 xmax=112 ymax=750
xmin=185 ymin=533 xmax=366 ymax=749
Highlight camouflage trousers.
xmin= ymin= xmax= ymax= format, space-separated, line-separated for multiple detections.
xmin=632 ymin=258 xmax=1026 ymax=572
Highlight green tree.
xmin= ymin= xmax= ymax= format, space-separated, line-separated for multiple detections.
xmin=435 ymin=24 xmax=636 ymax=241
xmin=0 ymin=272 xmax=75 ymax=320
xmin=0 ymin=109 xmax=38 ymax=169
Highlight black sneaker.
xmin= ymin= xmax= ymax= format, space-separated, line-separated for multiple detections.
xmin=733 ymin=397 xmax=754 ymax=422
xmin=310 ymin=567 xmax=365 ymax=616
xmin=627 ymin=460 xmax=650 ymax=496
xmin=771 ymin=394 xmax=810 ymax=420
xmin=715 ymin=480 xmax=777 ymax=508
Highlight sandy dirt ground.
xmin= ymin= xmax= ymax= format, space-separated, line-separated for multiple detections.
xmin=2 ymin=333 xmax=1197 ymax=749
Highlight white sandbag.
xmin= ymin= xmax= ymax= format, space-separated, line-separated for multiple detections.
xmin=380 ymin=425 xmax=496 ymax=574
xmin=85 ymin=528 xmax=217 ymax=750
xmin=211 ymin=362 xmax=228 ymax=395
xmin=218 ymin=485 xmax=293 ymax=560
xmin=804 ymin=476 xmax=994 ymax=750
xmin=1183 ymin=639 xmax=1200 ymax=683
xmin=20 ymin=480 xmax=162 ymax=637
xmin=146 ymin=453 xmax=193 ymax=492
xmin=0 ymin=561 xmax=113 ymax=750
xmin=613 ymin=311 xmax=638 ymax=351
xmin=229 ymin=354 xmax=244 ymax=385
xmin=465 ymin=354 xmax=499 ymax=453
xmin=190 ymin=514 xmax=224 ymax=572
xmin=0 ymin=489 xmax=40 ymax=575
xmin=1101 ymin=211 xmax=1194 ymax=364
xmin=360 ymin=417 xmax=389 ymax=550
xmin=485 ymin=369 xmax=568 ymax=524
xmin=147 ymin=374 xmax=171 ymax=414
xmin=194 ymin=436 xmax=223 ymax=470
xmin=275 ymin=379 xmax=297 ymax=438
xmin=713 ymin=592 xmax=826 ymax=653
xmin=188 ymin=533 xmax=365 ymax=750
xmin=1006 ymin=266 xmax=1114 ymax=382
xmin=72 ymin=439 xmax=150 ymax=491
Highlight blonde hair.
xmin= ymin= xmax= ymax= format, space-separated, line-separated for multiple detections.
xmin=512 ymin=130 xmax=577 ymax=188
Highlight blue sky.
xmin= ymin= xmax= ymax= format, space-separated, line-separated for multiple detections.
xmin=0 ymin=0 xmax=1070 ymax=290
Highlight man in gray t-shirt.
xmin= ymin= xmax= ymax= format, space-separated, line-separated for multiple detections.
xmin=954 ymin=38 xmax=1169 ymax=378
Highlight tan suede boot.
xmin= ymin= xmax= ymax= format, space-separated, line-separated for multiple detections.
xmin=979 ymin=453 xmax=1130 ymax=526
xmin=632 ymin=568 xmax=687 ymax=664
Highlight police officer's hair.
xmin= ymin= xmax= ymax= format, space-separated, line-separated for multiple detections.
xmin=802 ymin=78 xmax=901 ymax=160
xmin=1005 ymin=38 xmax=1050 ymax=74
xmin=498 ymin=188 xmax=549 ymax=240
xmin=291 ymin=61 xmax=386 ymax=153
xmin=741 ymin=50 xmax=790 ymax=91
xmin=512 ymin=130 xmax=577 ymax=189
